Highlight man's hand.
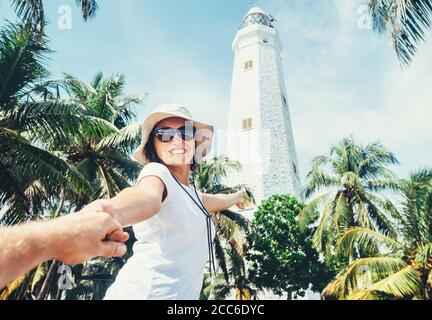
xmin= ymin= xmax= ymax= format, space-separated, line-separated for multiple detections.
xmin=0 ymin=202 xmax=130 ymax=289
xmin=47 ymin=209 xmax=129 ymax=265
xmin=81 ymin=199 xmax=128 ymax=243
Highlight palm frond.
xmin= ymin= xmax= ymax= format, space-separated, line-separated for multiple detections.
xmin=60 ymin=73 xmax=96 ymax=102
xmin=218 ymin=209 xmax=252 ymax=232
xmin=96 ymin=122 xmax=141 ymax=153
xmin=414 ymin=243 xmax=432 ymax=266
xmin=215 ymin=213 xmax=248 ymax=256
xmin=369 ymin=0 xmax=432 ymax=65
xmin=360 ymin=192 xmax=399 ymax=238
xmin=347 ymin=266 xmax=422 ymax=300
xmin=0 ymin=129 xmax=93 ymax=198
xmin=298 ymin=191 xmax=333 ymax=231
xmin=322 ymin=256 xmax=407 ymax=299
xmin=0 ymin=274 xmax=26 ymax=300
xmin=366 ymin=178 xmax=401 ymax=192
xmin=213 ymin=237 xmax=229 ymax=283
xmin=337 ymin=228 xmax=404 ymax=257
xmin=312 ymin=197 xmax=337 ymax=252
xmin=304 ymin=168 xmax=340 ymax=198
xmin=333 ymin=191 xmax=351 ymax=233
xmin=75 ymin=0 xmax=99 ymax=21
xmin=113 ymin=93 xmax=146 ymax=128
xmin=195 ymin=156 xmax=242 ymax=192
xmin=0 ymin=21 xmax=50 ymax=107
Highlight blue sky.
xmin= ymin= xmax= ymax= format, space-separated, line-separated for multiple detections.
xmin=1 ymin=0 xmax=431 ymax=184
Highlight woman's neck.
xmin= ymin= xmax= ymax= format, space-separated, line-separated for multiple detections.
xmin=167 ymin=164 xmax=190 ymax=186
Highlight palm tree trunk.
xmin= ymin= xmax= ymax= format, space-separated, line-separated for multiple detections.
xmin=53 ymin=189 xmax=66 ymax=218
xmin=16 ymin=267 xmax=37 ymax=300
xmin=55 ymin=282 xmax=64 ymax=300
xmin=286 ymin=287 xmax=293 ymax=300
xmin=36 ymin=260 xmax=59 ymax=300
xmin=421 ymin=271 xmax=430 ymax=300
xmin=348 ymin=201 xmax=354 ymax=265
xmin=36 ymin=191 xmax=71 ymax=300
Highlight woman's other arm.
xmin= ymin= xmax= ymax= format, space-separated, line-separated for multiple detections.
xmin=199 ymin=190 xmax=246 ymax=214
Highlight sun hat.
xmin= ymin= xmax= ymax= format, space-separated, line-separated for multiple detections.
xmin=132 ymin=104 xmax=214 ymax=165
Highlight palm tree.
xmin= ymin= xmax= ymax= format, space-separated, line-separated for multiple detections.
xmin=11 ymin=0 xmax=98 ymax=39
xmin=34 ymin=72 xmax=145 ymax=300
xmin=210 ymin=209 xmax=259 ymax=300
xmin=322 ymin=169 xmax=432 ymax=300
xmin=368 ymin=0 xmax=432 ymax=65
xmin=0 ymin=23 xmax=120 ymax=300
xmin=51 ymin=72 xmax=145 ymax=204
xmin=299 ymin=136 xmax=400 ymax=264
xmin=0 ymin=22 xmax=101 ymax=226
xmin=200 ymin=273 xmax=232 ymax=300
xmin=193 ymin=156 xmax=258 ymax=300
xmin=63 ymin=255 xmax=127 ymax=300
xmin=1 ymin=3 xmax=139 ymax=301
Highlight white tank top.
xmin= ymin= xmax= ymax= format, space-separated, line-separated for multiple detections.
xmin=104 ymin=162 xmax=216 ymax=300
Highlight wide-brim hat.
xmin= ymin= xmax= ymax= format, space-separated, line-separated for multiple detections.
xmin=132 ymin=104 xmax=214 ymax=165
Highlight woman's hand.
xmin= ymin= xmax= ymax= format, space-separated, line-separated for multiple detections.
xmin=234 ymin=190 xmax=247 ymax=209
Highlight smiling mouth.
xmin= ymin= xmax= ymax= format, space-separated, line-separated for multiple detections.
xmin=169 ymin=148 xmax=187 ymax=155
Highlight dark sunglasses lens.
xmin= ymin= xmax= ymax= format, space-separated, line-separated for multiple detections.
xmin=181 ymin=130 xmax=195 ymax=141
xmin=155 ymin=129 xmax=175 ymax=142
xmin=154 ymin=126 xmax=196 ymax=142
xmin=178 ymin=126 xmax=196 ymax=141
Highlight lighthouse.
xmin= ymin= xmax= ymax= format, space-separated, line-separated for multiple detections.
xmin=224 ymin=6 xmax=302 ymax=212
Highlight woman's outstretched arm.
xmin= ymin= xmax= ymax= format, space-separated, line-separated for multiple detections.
xmin=88 ymin=175 xmax=166 ymax=227
xmin=199 ymin=190 xmax=246 ymax=214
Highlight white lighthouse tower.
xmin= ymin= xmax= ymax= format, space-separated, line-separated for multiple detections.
xmin=224 ymin=6 xmax=302 ymax=212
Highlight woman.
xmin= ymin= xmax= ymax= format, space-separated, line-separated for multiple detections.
xmin=102 ymin=104 xmax=246 ymax=300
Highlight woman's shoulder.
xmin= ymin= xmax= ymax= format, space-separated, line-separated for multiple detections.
xmin=142 ymin=161 xmax=170 ymax=172
xmin=136 ymin=162 xmax=172 ymax=187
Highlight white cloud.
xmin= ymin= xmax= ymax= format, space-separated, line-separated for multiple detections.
xmin=262 ymin=0 xmax=432 ymax=181
xmin=106 ymin=0 xmax=431 ymax=182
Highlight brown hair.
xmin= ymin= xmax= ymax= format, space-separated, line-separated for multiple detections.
xmin=143 ymin=123 xmax=200 ymax=172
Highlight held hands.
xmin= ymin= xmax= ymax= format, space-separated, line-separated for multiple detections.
xmin=58 ymin=189 xmax=249 ymax=265
xmin=49 ymin=201 xmax=128 ymax=265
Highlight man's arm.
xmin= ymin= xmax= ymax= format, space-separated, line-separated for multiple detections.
xmin=0 ymin=210 xmax=128 ymax=289
xmin=199 ymin=190 xmax=246 ymax=214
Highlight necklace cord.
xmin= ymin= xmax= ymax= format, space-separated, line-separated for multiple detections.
xmin=169 ymin=170 xmax=217 ymax=276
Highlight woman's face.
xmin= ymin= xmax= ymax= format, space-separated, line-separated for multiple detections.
xmin=153 ymin=117 xmax=196 ymax=168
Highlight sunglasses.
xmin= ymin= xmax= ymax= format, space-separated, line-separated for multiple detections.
xmin=153 ymin=125 xmax=197 ymax=142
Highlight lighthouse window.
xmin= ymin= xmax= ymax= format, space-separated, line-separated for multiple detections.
xmin=244 ymin=60 xmax=253 ymax=71
xmin=293 ymin=162 xmax=297 ymax=174
xmin=282 ymin=94 xmax=287 ymax=107
xmin=242 ymin=118 xmax=253 ymax=129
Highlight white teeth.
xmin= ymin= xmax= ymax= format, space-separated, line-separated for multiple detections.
xmin=170 ymin=149 xmax=186 ymax=154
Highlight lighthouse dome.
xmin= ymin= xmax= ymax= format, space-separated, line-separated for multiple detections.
xmin=241 ymin=6 xmax=275 ymax=29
